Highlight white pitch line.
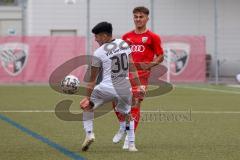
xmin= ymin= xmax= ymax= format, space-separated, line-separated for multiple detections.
xmin=1 ymin=110 xmax=240 ymax=114
xmin=145 ymin=110 xmax=240 ymax=114
xmin=0 ymin=110 xmax=55 ymax=113
xmin=191 ymin=111 xmax=240 ymax=114
xmin=176 ymin=86 xmax=240 ymax=94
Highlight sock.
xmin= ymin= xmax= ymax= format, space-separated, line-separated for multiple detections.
xmin=119 ymin=121 xmax=126 ymax=132
xmin=131 ymin=107 xmax=140 ymax=131
xmin=113 ymin=102 xmax=126 ymax=122
xmin=83 ymin=111 xmax=94 ymax=134
xmin=126 ymin=120 xmax=135 ymax=143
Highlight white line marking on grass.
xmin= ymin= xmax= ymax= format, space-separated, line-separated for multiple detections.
xmin=177 ymin=86 xmax=240 ymax=94
xmin=0 ymin=110 xmax=55 ymax=113
xmin=227 ymin=84 xmax=240 ymax=88
xmin=192 ymin=111 xmax=240 ymax=114
xmin=1 ymin=110 xmax=240 ymax=114
xmin=142 ymin=110 xmax=240 ymax=114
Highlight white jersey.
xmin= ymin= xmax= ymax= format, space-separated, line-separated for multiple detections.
xmin=91 ymin=39 xmax=131 ymax=89
xmin=90 ymin=39 xmax=132 ymax=114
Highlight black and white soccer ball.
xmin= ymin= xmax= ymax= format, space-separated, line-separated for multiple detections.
xmin=61 ymin=75 xmax=80 ymax=94
xmin=236 ymin=74 xmax=240 ymax=83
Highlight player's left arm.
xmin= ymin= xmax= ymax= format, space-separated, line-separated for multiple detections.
xmin=145 ymin=34 xmax=164 ymax=70
xmin=146 ymin=54 xmax=164 ymax=69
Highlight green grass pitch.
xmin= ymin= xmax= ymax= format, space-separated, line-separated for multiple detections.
xmin=0 ymin=84 xmax=240 ymax=160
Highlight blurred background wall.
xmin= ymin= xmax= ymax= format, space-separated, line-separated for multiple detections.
xmin=0 ymin=0 xmax=240 ymax=83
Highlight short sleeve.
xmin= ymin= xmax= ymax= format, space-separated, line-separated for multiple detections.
xmin=152 ymin=34 xmax=164 ymax=56
xmin=91 ymin=55 xmax=102 ymax=68
xmin=122 ymin=33 xmax=127 ymax=41
xmin=126 ymin=47 xmax=132 ymax=56
xmin=121 ymin=40 xmax=132 ymax=55
xmin=122 ymin=32 xmax=133 ymax=45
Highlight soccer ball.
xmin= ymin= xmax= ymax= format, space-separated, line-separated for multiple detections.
xmin=236 ymin=74 xmax=240 ymax=83
xmin=61 ymin=75 xmax=80 ymax=94
xmin=64 ymin=0 xmax=76 ymax=4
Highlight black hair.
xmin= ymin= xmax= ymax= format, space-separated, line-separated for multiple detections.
xmin=91 ymin=21 xmax=113 ymax=35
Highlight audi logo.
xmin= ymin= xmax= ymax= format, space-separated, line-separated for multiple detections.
xmin=130 ymin=45 xmax=145 ymax=52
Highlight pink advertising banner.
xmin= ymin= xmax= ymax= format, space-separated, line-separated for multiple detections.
xmin=0 ymin=36 xmax=86 ymax=83
xmin=160 ymin=36 xmax=206 ymax=82
xmin=0 ymin=36 xmax=206 ymax=84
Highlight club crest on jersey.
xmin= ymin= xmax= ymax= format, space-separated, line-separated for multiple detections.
xmin=0 ymin=43 xmax=29 ymax=76
xmin=142 ymin=37 xmax=148 ymax=43
xmin=163 ymin=42 xmax=190 ymax=75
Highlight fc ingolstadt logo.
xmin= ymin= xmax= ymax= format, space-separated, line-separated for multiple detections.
xmin=142 ymin=37 xmax=148 ymax=43
xmin=0 ymin=43 xmax=29 ymax=76
xmin=163 ymin=42 xmax=190 ymax=75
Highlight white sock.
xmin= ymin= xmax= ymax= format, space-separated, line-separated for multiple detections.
xmin=83 ymin=111 xmax=94 ymax=134
xmin=126 ymin=120 xmax=135 ymax=144
xmin=119 ymin=121 xmax=126 ymax=131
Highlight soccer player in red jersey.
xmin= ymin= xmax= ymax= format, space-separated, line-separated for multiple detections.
xmin=112 ymin=6 xmax=164 ymax=149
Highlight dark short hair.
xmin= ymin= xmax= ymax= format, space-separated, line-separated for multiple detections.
xmin=91 ymin=21 xmax=113 ymax=35
xmin=133 ymin=6 xmax=149 ymax=15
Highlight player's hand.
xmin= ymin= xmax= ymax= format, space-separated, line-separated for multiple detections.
xmin=139 ymin=63 xmax=151 ymax=71
xmin=80 ymin=97 xmax=94 ymax=111
xmin=138 ymin=85 xmax=146 ymax=97
xmin=134 ymin=62 xmax=150 ymax=71
xmin=135 ymin=85 xmax=146 ymax=102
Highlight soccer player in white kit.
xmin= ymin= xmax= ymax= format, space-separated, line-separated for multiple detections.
xmin=80 ymin=22 xmax=144 ymax=152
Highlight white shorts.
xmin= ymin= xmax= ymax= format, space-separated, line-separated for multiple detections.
xmin=90 ymin=84 xmax=132 ymax=114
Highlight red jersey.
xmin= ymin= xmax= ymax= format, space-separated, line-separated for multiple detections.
xmin=122 ymin=30 xmax=163 ymax=84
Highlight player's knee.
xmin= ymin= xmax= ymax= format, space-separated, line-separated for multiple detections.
xmin=132 ymin=99 xmax=141 ymax=106
xmin=124 ymin=112 xmax=132 ymax=122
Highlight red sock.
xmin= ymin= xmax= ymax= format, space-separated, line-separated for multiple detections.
xmin=131 ymin=107 xmax=140 ymax=131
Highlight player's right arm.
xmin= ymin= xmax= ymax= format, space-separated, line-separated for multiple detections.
xmin=80 ymin=66 xmax=100 ymax=111
xmin=122 ymin=32 xmax=133 ymax=45
xmin=129 ymin=54 xmax=140 ymax=86
xmin=85 ymin=66 xmax=100 ymax=98
xmin=129 ymin=54 xmax=146 ymax=99
xmin=80 ymin=55 xmax=101 ymax=111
